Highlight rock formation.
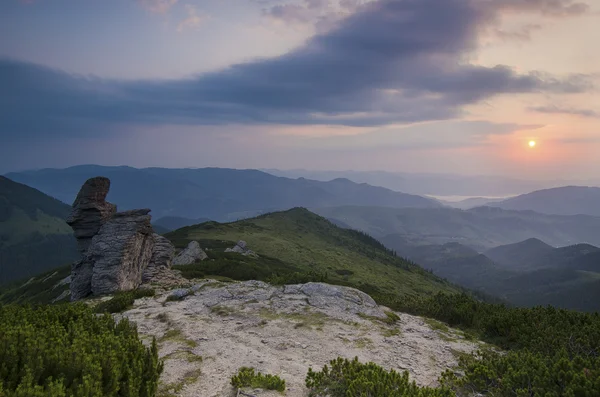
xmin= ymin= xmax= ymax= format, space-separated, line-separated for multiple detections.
xmin=225 ymin=240 xmax=257 ymax=257
xmin=143 ymin=235 xmax=176 ymax=283
xmin=66 ymin=177 xmax=116 ymax=254
xmin=68 ymin=177 xmax=175 ymax=300
xmin=172 ymin=241 xmax=208 ymax=266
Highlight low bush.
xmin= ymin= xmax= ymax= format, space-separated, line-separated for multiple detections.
xmin=0 ymin=303 xmax=163 ymax=397
xmin=377 ymin=291 xmax=600 ymax=396
xmin=440 ymin=348 xmax=600 ymax=396
xmin=383 ymin=310 xmax=400 ymax=325
xmin=94 ymin=288 xmax=155 ymax=314
xmin=231 ymin=367 xmax=286 ymax=392
xmin=305 ymin=357 xmax=452 ymax=397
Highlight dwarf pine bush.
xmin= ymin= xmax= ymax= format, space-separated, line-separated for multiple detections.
xmin=0 ymin=303 xmax=163 ymax=397
xmin=231 ymin=367 xmax=286 ymax=392
xmin=93 ymin=288 xmax=155 ymax=314
xmin=306 ymin=357 xmax=453 ymax=397
xmin=375 ymin=291 xmax=600 ymax=396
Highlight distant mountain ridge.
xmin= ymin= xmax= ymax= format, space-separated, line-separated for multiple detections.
xmin=0 ymin=176 xmax=77 ymax=285
xmin=490 ymin=186 xmax=600 ymax=216
xmin=484 ymin=238 xmax=555 ymax=271
xmin=262 ymin=169 xmax=598 ymax=197
xmin=314 ymin=205 xmax=600 ymax=250
xmin=379 ymin=235 xmax=600 ymax=312
xmin=5 ymin=165 xmax=440 ymax=222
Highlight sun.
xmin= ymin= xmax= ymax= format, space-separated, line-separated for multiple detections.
xmin=528 ymin=140 xmax=536 ymax=148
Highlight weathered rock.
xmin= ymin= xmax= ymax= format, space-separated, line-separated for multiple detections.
xmin=66 ymin=177 xmax=116 ymax=254
xmin=85 ymin=209 xmax=155 ymax=297
xmin=167 ymin=288 xmax=191 ymax=301
xmin=142 ymin=234 xmax=175 ymax=283
xmin=173 ymin=241 xmax=208 ymax=265
xmin=67 ymin=177 xmax=178 ymax=300
xmin=224 ymin=240 xmax=258 ymax=257
xmin=122 ymin=280 xmax=481 ymax=396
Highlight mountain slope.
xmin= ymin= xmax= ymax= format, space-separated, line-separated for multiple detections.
xmin=490 ymin=186 xmax=600 ymax=216
xmin=164 ymin=207 xmax=459 ymax=298
xmin=485 ymin=240 xmax=600 ymax=271
xmin=314 ymin=205 xmax=600 ymax=251
xmin=484 ymin=238 xmax=555 ymax=271
xmin=0 ymin=176 xmax=77 ymax=285
xmin=5 ymin=165 xmax=440 ymax=222
xmin=381 ymin=235 xmax=600 ymax=312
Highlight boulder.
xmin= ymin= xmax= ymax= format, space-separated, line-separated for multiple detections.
xmin=66 ymin=177 xmax=116 ymax=254
xmin=225 ymin=240 xmax=258 ymax=257
xmin=173 ymin=241 xmax=208 ymax=265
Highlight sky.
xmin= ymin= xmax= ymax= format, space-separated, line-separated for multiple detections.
xmin=1 ymin=0 xmax=599 ymax=179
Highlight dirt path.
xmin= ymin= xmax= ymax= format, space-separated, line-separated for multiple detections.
xmin=122 ymin=281 xmax=480 ymax=397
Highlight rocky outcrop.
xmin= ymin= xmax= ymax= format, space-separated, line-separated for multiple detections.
xmin=66 ymin=177 xmax=116 ymax=254
xmin=172 ymin=241 xmax=208 ymax=266
xmin=68 ymin=177 xmax=176 ymax=300
xmin=85 ymin=209 xmax=155 ymax=296
xmin=225 ymin=240 xmax=257 ymax=257
xmin=121 ymin=280 xmax=481 ymax=396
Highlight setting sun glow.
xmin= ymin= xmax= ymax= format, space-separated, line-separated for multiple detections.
xmin=529 ymin=140 xmax=536 ymax=148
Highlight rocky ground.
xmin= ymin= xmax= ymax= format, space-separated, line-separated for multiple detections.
xmin=121 ymin=281 xmax=481 ymax=397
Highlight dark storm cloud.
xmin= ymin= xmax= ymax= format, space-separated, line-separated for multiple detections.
xmin=0 ymin=0 xmax=592 ymax=141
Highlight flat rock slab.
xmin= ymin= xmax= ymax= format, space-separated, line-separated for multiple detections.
xmin=123 ymin=281 xmax=481 ymax=397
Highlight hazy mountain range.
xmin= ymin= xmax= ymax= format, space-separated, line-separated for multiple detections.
xmin=381 ymin=236 xmax=600 ymax=312
xmin=314 ymin=205 xmax=600 ymax=251
xmin=488 ymin=186 xmax=600 ymax=216
xmin=263 ymin=169 xmax=598 ymax=197
xmin=5 ymin=165 xmax=440 ymax=222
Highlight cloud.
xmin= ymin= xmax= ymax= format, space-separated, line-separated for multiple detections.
xmin=494 ymin=24 xmax=543 ymax=41
xmin=530 ymin=105 xmax=600 ymax=118
xmin=488 ymin=0 xmax=589 ymax=16
xmin=262 ymin=0 xmax=366 ymax=32
xmin=137 ymin=0 xmax=178 ymax=14
xmin=177 ymin=4 xmax=208 ymax=32
xmin=262 ymin=0 xmax=588 ymax=31
xmin=0 ymin=0 xmax=594 ymax=143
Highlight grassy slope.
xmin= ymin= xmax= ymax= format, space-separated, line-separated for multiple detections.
xmin=0 ymin=176 xmax=78 ymax=285
xmin=0 ymin=208 xmax=72 ymax=246
xmin=0 ymin=265 xmax=71 ymax=304
xmin=165 ymin=208 xmax=459 ymax=298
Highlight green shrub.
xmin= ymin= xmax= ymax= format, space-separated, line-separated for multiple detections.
xmin=0 ymin=303 xmax=163 ymax=397
xmin=305 ymin=357 xmax=453 ymax=397
xmin=230 ymin=367 xmax=286 ymax=392
xmin=441 ymin=348 xmax=600 ymax=396
xmin=94 ymin=288 xmax=155 ymax=314
xmin=383 ymin=310 xmax=400 ymax=325
xmin=377 ymin=291 xmax=600 ymax=397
